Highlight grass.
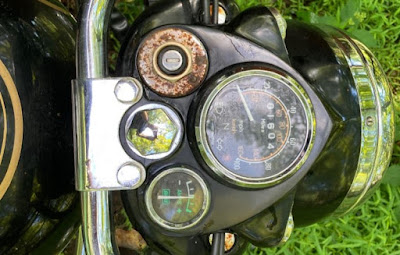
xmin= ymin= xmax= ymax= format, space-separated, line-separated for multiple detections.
xmin=113 ymin=0 xmax=400 ymax=254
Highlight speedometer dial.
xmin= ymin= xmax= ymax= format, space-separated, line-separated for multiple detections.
xmin=196 ymin=69 xmax=314 ymax=188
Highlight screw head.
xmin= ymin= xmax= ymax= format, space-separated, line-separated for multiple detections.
xmin=366 ymin=116 xmax=374 ymax=126
xmin=117 ymin=162 xmax=145 ymax=188
xmin=114 ymin=78 xmax=142 ymax=103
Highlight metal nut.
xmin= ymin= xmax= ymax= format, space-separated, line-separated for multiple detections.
xmin=114 ymin=78 xmax=142 ymax=103
xmin=117 ymin=162 xmax=145 ymax=188
xmin=126 ymin=104 xmax=183 ymax=160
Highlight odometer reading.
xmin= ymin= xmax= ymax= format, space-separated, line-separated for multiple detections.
xmin=197 ymin=70 xmax=313 ymax=187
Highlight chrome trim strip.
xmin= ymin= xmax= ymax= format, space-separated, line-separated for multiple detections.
xmin=279 ymin=213 xmax=294 ymax=245
xmin=324 ymin=28 xmax=395 ymax=216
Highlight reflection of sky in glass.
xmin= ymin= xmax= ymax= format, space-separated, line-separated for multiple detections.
xmin=149 ymin=109 xmax=177 ymax=138
xmin=128 ymin=109 xmax=178 ymax=156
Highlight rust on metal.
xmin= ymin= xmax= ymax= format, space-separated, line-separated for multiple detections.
xmin=115 ymin=228 xmax=147 ymax=252
xmin=209 ymin=232 xmax=236 ymax=252
xmin=137 ymin=28 xmax=209 ymax=97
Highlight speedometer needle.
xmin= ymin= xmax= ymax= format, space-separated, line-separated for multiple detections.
xmin=236 ymin=85 xmax=255 ymax=122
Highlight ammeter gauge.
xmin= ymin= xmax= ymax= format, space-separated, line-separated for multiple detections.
xmin=145 ymin=168 xmax=210 ymax=230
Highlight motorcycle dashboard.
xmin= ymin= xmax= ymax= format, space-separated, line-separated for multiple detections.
xmin=120 ymin=25 xmax=328 ymax=238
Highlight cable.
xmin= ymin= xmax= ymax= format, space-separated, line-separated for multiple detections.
xmin=203 ymin=0 xmax=210 ymax=24
xmin=212 ymin=0 xmax=219 ymax=24
xmin=211 ymin=232 xmax=225 ymax=255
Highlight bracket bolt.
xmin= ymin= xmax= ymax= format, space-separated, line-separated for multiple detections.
xmin=117 ymin=162 xmax=145 ymax=188
xmin=114 ymin=78 xmax=142 ymax=103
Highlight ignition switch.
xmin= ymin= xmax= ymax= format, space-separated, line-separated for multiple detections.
xmin=157 ymin=45 xmax=188 ymax=76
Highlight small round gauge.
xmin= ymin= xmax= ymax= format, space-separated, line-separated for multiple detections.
xmin=145 ymin=168 xmax=210 ymax=230
xmin=197 ymin=69 xmax=314 ymax=187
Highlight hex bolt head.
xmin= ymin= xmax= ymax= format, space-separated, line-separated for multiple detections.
xmin=117 ymin=162 xmax=145 ymax=188
xmin=126 ymin=107 xmax=181 ymax=158
xmin=114 ymin=78 xmax=142 ymax=103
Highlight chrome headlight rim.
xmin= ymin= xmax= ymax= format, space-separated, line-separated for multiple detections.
xmin=323 ymin=27 xmax=395 ymax=216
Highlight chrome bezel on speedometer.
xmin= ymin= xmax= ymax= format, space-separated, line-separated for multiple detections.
xmin=196 ymin=69 xmax=315 ymax=188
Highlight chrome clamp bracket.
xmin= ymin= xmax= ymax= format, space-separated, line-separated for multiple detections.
xmin=72 ymin=77 xmax=145 ymax=191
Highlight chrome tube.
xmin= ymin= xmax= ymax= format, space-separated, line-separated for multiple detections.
xmin=203 ymin=0 xmax=210 ymax=24
xmin=212 ymin=0 xmax=218 ymax=24
xmin=77 ymin=0 xmax=114 ymax=79
xmin=76 ymin=227 xmax=86 ymax=255
xmin=76 ymin=0 xmax=117 ymax=255
xmin=211 ymin=233 xmax=224 ymax=255
xmin=81 ymin=191 xmax=118 ymax=255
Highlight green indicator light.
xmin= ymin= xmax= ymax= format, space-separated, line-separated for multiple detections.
xmin=177 ymin=189 xmax=183 ymax=205
xmin=186 ymin=199 xmax=192 ymax=213
xmin=162 ymin=189 xmax=170 ymax=204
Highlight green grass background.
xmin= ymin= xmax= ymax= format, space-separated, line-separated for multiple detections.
xmin=114 ymin=0 xmax=400 ymax=254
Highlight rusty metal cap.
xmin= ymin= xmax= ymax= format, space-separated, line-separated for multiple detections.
xmin=137 ymin=27 xmax=209 ymax=97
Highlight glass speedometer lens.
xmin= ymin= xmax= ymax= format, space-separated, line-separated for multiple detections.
xmin=198 ymin=69 xmax=313 ymax=187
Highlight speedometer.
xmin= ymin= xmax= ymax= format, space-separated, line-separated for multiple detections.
xmin=196 ymin=69 xmax=314 ymax=188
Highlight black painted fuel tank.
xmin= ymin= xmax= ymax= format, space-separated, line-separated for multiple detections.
xmin=0 ymin=0 xmax=78 ymax=254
